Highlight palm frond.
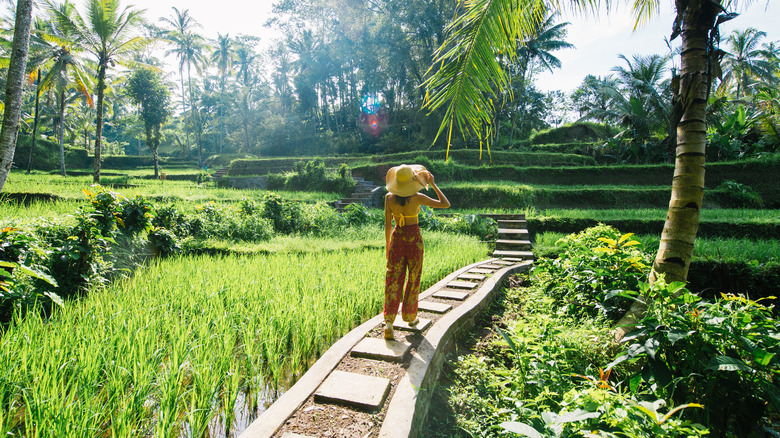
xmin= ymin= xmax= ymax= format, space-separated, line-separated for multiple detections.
xmin=423 ymin=0 xmax=548 ymax=158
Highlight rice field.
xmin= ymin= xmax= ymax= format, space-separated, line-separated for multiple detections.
xmin=0 ymin=232 xmax=488 ymax=437
xmin=2 ymin=171 xmax=339 ymax=204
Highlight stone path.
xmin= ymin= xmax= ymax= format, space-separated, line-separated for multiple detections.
xmin=334 ymin=177 xmax=381 ymax=211
xmin=240 ymin=215 xmax=534 ymax=438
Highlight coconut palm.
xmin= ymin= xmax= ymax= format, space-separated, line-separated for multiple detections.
xmin=0 ymin=0 xmax=34 ymax=192
xmin=506 ymin=11 xmax=573 ymax=144
xmin=161 ymin=7 xmax=209 ymax=165
xmin=211 ymin=33 xmax=233 ymax=154
xmin=46 ymin=0 xmax=147 ymax=183
xmin=422 ymin=0 xmax=752 ymax=336
xmin=33 ymin=4 xmax=94 ymax=176
xmin=721 ymin=27 xmax=775 ymax=99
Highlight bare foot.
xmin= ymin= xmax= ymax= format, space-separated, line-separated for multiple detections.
xmin=384 ymin=324 xmax=394 ymax=340
xmin=408 ymin=318 xmax=419 ymax=326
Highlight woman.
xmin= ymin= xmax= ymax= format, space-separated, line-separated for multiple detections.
xmin=383 ymin=164 xmax=450 ymax=340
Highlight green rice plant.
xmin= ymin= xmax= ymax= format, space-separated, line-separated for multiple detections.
xmin=0 ymin=232 xmax=487 ymax=436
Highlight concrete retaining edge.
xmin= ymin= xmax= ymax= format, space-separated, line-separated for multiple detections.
xmin=240 ymin=258 xmax=532 ymax=438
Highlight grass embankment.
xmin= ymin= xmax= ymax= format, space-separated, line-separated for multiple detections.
xmin=1 ymin=172 xmax=339 ymax=204
xmin=0 ymin=231 xmax=487 ymax=437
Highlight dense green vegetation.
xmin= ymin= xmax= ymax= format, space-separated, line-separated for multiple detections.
xmin=428 ymin=225 xmax=779 ymax=437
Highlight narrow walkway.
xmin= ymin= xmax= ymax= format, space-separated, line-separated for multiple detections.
xmin=334 ymin=177 xmax=381 ymax=211
xmin=240 ymin=215 xmax=533 ymax=438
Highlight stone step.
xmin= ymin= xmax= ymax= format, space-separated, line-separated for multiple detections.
xmin=479 ymin=263 xmax=504 ymax=269
xmin=342 ymin=198 xmax=370 ymax=204
xmin=495 ymin=239 xmax=532 ymax=250
xmin=418 ymin=301 xmax=453 ymax=314
xmin=493 ymin=250 xmax=534 ymax=259
xmin=492 ymin=260 xmax=515 ymax=265
xmin=497 ymin=228 xmax=529 ymax=237
xmin=480 ymin=213 xmax=525 ymax=221
xmin=432 ymin=290 xmax=469 ymax=301
xmin=446 ymin=280 xmax=478 ymax=290
xmin=314 ymin=371 xmax=391 ymax=410
xmin=392 ymin=316 xmax=431 ymax=332
xmin=468 ymin=268 xmax=494 ymax=274
xmin=457 ymin=273 xmax=486 ymax=281
xmin=497 ymin=219 xmax=527 ymax=229
xmin=351 ymin=338 xmax=410 ymax=362
xmin=350 ymin=192 xmax=373 ymax=199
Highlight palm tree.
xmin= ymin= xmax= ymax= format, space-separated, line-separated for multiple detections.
xmin=721 ymin=27 xmax=774 ymax=99
xmin=506 ymin=11 xmax=573 ymax=144
xmin=34 ymin=4 xmax=93 ymax=176
xmin=0 ymin=0 xmax=34 ymax=193
xmin=421 ymin=0 xmax=751 ymax=337
xmin=160 ymin=7 xmax=199 ymax=161
xmin=211 ymin=33 xmax=233 ymax=154
xmin=165 ymin=31 xmax=209 ymax=166
xmin=46 ymin=0 xmax=147 ymax=183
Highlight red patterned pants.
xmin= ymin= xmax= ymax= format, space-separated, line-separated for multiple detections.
xmin=384 ymin=224 xmax=424 ymax=323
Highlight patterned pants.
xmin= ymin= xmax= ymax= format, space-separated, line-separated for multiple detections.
xmin=384 ymin=224 xmax=424 ymax=324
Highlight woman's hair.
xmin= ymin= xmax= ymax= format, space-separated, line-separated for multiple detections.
xmin=394 ymin=195 xmax=412 ymax=206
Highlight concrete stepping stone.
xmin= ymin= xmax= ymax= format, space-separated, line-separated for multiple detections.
xmin=493 ymin=250 xmax=534 ymax=258
xmin=458 ymin=273 xmax=485 ymax=281
xmin=491 ymin=260 xmax=514 ymax=266
xmin=469 ymin=268 xmax=494 ymax=274
xmin=351 ymin=338 xmax=410 ymax=362
xmin=314 ymin=370 xmax=390 ymax=410
xmin=432 ymin=290 xmax=469 ymax=301
xmin=392 ymin=316 xmax=431 ymax=332
xmin=503 ymin=257 xmax=526 ymax=262
xmin=479 ymin=263 xmax=503 ymax=269
xmin=447 ymin=280 xmax=478 ymax=289
xmin=418 ymin=301 xmax=452 ymax=313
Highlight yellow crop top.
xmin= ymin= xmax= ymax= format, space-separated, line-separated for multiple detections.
xmin=394 ymin=213 xmax=418 ymax=227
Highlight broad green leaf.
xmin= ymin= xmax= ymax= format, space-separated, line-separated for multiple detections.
xmin=753 ymin=349 xmax=775 ymax=367
xmin=500 ymin=421 xmax=544 ymax=438
xmin=706 ymin=356 xmax=753 ymax=372
xmin=44 ymin=292 xmax=64 ymax=307
xmin=554 ymin=408 xmax=601 ymax=424
xmin=14 ymin=265 xmax=58 ymax=287
xmin=667 ymin=329 xmax=695 ymax=345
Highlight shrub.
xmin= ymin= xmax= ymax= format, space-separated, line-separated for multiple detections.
xmin=535 ymin=224 xmax=651 ymax=319
xmin=609 ymin=279 xmax=780 ymax=435
xmin=712 ymin=180 xmax=764 ymax=208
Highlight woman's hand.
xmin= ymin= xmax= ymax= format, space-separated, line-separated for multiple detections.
xmin=423 ymin=170 xmax=435 ymax=185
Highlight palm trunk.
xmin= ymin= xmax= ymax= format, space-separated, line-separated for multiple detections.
xmin=94 ymin=63 xmax=107 ymax=183
xmin=180 ymin=73 xmax=190 ymax=159
xmin=0 ymin=0 xmax=33 ymax=192
xmin=26 ymin=69 xmax=42 ymax=174
xmin=187 ymin=64 xmax=202 ymax=167
xmin=614 ymin=0 xmax=719 ymax=339
xmin=58 ymin=88 xmax=67 ymax=177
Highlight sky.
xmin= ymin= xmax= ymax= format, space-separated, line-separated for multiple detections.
xmin=67 ymin=0 xmax=778 ymax=94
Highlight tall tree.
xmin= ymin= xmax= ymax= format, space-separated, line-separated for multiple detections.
xmin=211 ymin=33 xmax=233 ymax=154
xmin=160 ymin=7 xmax=199 ymax=161
xmin=47 ymin=0 xmax=147 ymax=183
xmin=126 ymin=67 xmax=171 ymax=178
xmin=721 ymin=27 xmax=774 ymax=99
xmin=35 ymin=4 xmax=94 ymax=176
xmin=421 ymin=0 xmax=749 ymax=337
xmin=0 ymin=0 xmax=34 ymax=193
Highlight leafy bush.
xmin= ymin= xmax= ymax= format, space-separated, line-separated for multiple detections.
xmin=341 ymin=203 xmax=378 ymax=227
xmin=148 ymin=227 xmax=181 ymax=257
xmin=712 ymin=180 xmax=764 ymax=208
xmin=535 ymin=224 xmax=651 ymax=319
xmin=609 ymin=279 xmax=780 ymax=435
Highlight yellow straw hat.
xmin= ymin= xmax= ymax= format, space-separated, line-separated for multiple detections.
xmin=385 ymin=164 xmax=429 ymax=197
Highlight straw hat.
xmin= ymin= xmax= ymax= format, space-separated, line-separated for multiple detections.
xmin=385 ymin=164 xmax=429 ymax=197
